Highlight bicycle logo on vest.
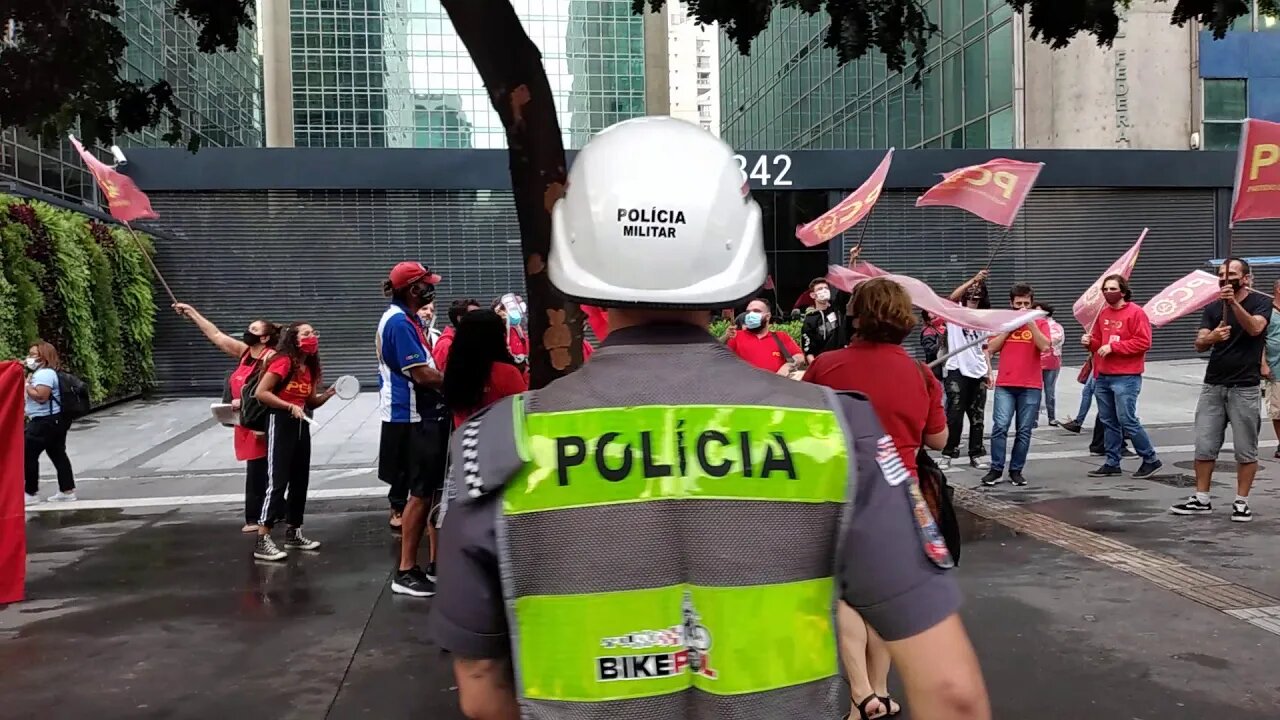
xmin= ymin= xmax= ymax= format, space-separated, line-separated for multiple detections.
xmin=596 ymin=590 xmax=717 ymax=682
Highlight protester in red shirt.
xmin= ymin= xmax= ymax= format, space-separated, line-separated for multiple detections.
xmin=444 ymin=310 xmax=528 ymax=428
xmin=1083 ymin=274 xmax=1162 ymax=478
xmin=803 ymin=277 xmax=946 ymax=720
xmin=725 ymin=298 xmax=805 ymax=374
xmin=433 ymin=298 xmax=481 ymax=373
xmin=982 ymin=283 xmax=1051 ymax=488
xmin=173 ymin=302 xmax=280 ymax=533
xmin=494 ymin=296 xmax=530 ymax=370
xmin=251 ymin=322 xmax=336 ymax=561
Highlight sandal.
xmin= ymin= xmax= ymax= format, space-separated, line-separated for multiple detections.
xmin=852 ymin=694 xmax=889 ymax=720
xmin=879 ymin=695 xmax=902 ymax=716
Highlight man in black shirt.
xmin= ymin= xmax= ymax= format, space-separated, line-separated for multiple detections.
xmin=801 ymin=277 xmax=844 ymax=361
xmin=1171 ymin=258 xmax=1271 ymax=522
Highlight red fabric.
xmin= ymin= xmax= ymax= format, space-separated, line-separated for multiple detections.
xmin=507 ymin=327 xmax=529 ymax=360
xmin=266 ymin=356 xmax=314 ymax=408
xmin=996 ymin=318 xmax=1051 ymax=389
xmin=726 ymin=330 xmax=801 ymax=372
xmin=0 ymin=361 xmax=26 ymax=603
xmin=229 ymin=351 xmax=271 ymax=461
xmin=803 ymin=342 xmax=945 ymax=477
xmin=796 ymin=149 xmax=893 ymax=246
xmin=1040 ymin=319 xmax=1064 ymax=371
xmin=1073 ymin=229 xmax=1144 ymax=329
xmin=452 ymin=362 xmax=528 ymax=428
xmin=583 ymin=340 xmax=594 ymax=362
xmin=1231 ymin=118 xmax=1280 ymax=225
xmin=70 ymin=136 xmax=158 ymax=222
xmin=915 ymin=158 xmax=1043 ymax=227
xmin=1089 ymin=303 xmax=1152 ymax=375
xmin=1143 ymin=270 xmax=1221 ymax=328
xmin=433 ymin=327 xmax=456 ymax=373
xmin=583 ymin=305 xmax=609 ymax=341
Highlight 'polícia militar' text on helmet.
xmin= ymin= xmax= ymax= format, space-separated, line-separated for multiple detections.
xmin=548 ymin=117 xmax=767 ymax=310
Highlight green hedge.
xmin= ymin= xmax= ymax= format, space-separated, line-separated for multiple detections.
xmin=710 ymin=318 xmax=803 ymax=345
xmin=0 ymin=194 xmax=157 ymax=402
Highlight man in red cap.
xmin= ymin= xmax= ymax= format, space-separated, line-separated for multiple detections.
xmin=378 ymin=261 xmax=448 ymax=597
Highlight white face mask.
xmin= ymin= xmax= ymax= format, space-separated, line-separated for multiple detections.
xmin=24 ymin=357 xmax=39 ymax=370
xmin=815 ymin=289 xmax=831 ymax=302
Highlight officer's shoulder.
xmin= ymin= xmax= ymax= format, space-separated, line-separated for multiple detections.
xmin=454 ymin=394 xmax=526 ymax=501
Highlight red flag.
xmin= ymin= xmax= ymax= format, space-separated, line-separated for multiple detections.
xmin=69 ymin=135 xmax=158 ymax=223
xmin=826 ymin=265 xmax=1044 ymax=334
xmin=915 ymin=158 xmax=1043 ymax=227
xmin=1142 ymin=270 xmax=1221 ymax=328
xmin=0 ymin=361 xmax=26 ymax=604
xmin=796 ymin=149 xmax=894 ymax=247
xmin=763 ymin=274 xmax=775 ymax=290
xmin=1072 ymin=229 xmax=1146 ymax=329
xmin=1230 ymin=118 xmax=1280 ymax=226
xmin=582 ymin=304 xmax=609 ymax=341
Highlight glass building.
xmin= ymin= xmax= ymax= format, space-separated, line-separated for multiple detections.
xmin=721 ymin=0 xmax=1016 ymax=150
xmin=286 ymin=0 xmax=646 ymax=149
xmin=1 ymin=0 xmax=263 ymax=203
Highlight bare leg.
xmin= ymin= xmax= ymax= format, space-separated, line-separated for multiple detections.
xmin=1193 ymin=459 xmax=1215 ymax=494
xmin=865 ymin=622 xmax=893 ymax=700
xmin=399 ymin=496 xmax=426 ymax=572
xmin=838 ymin=603 xmax=883 ymax=716
xmin=1237 ymin=461 xmax=1259 ymax=498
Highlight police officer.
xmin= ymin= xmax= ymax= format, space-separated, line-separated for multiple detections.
xmin=430 ymin=117 xmax=991 ymax=720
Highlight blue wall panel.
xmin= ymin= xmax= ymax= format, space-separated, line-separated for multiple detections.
xmin=1200 ymin=31 xmax=1280 ymax=122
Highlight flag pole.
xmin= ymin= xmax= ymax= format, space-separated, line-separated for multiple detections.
xmin=123 ymin=221 xmax=178 ymax=305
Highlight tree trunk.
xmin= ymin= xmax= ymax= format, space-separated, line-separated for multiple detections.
xmin=441 ymin=0 xmax=584 ymax=390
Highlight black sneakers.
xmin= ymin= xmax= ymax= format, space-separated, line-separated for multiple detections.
xmin=285 ymin=528 xmax=321 ymax=551
xmin=392 ymin=566 xmax=437 ymax=597
xmin=980 ymin=470 xmax=1003 ymax=487
xmin=424 ymin=562 xmax=438 ymax=583
xmin=1132 ymin=460 xmax=1163 ymax=479
xmin=1087 ymin=465 xmax=1122 ymax=477
xmin=1232 ymin=500 xmax=1253 ymax=523
xmin=1060 ymin=420 xmax=1082 ymax=433
xmin=1170 ymin=496 xmax=1212 ymax=515
xmin=1009 ymin=471 xmax=1028 ymax=487
xmin=254 ymin=534 xmax=287 ymax=562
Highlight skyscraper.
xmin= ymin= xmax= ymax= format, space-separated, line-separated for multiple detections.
xmin=665 ymin=0 xmax=720 ymax=135
xmin=0 ymin=0 xmax=263 ymax=203
xmin=275 ymin=0 xmax=646 ymax=150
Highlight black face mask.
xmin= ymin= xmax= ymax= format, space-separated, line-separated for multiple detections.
xmin=242 ymin=331 xmax=261 ymax=346
xmin=1219 ymin=278 xmax=1243 ymax=292
xmin=416 ymin=284 xmax=436 ymax=305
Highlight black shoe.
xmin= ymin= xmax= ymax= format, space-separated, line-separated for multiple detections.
xmin=1088 ymin=464 xmax=1122 ymax=477
xmin=1132 ymin=460 xmax=1163 ymax=479
xmin=391 ymin=566 xmax=436 ymax=597
xmin=1170 ymin=496 xmax=1212 ymax=515
xmin=284 ymin=528 xmax=321 ymax=551
xmin=1009 ymin=471 xmax=1028 ymax=486
xmin=1061 ymin=420 xmax=1082 ymax=434
xmin=1121 ymin=447 xmax=1136 ymax=458
xmin=1232 ymin=500 xmax=1254 ymax=523
xmin=253 ymin=534 xmax=287 ymax=562
xmin=1089 ymin=447 xmax=1106 ymax=456
xmin=1049 ymin=420 xmax=1060 ymax=427
xmin=942 ymin=448 xmax=961 ymax=459
xmin=424 ymin=562 xmax=437 ymax=583
xmin=980 ymin=470 xmax=1003 ymax=487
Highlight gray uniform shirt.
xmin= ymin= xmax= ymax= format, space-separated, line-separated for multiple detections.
xmin=431 ymin=323 xmax=961 ymax=659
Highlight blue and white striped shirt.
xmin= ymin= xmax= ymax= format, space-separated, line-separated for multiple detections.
xmin=377 ymin=302 xmax=434 ymax=423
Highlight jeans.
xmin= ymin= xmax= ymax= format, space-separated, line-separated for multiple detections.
xmin=991 ymin=386 xmax=1042 ymax=472
xmin=1094 ymin=374 xmax=1158 ymax=466
xmin=1041 ymin=369 xmax=1060 ymax=421
xmin=1074 ymin=374 xmax=1095 ymax=424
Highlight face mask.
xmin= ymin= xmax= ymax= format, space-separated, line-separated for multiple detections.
xmin=23 ymin=357 xmax=38 ymax=371
xmin=416 ymin=284 xmax=436 ymax=304
xmin=1102 ymin=290 xmax=1124 ymax=306
xmin=242 ymin=331 xmax=261 ymax=346
xmin=299 ymin=336 xmax=319 ymax=355
xmin=1220 ymin=278 xmax=1242 ymax=292
xmin=507 ymin=310 xmax=523 ymax=327
xmin=815 ymin=289 xmax=831 ymax=303
xmin=744 ymin=311 xmax=764 ymax=330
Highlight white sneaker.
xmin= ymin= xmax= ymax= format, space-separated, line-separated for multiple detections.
xmin=24 ymin=493 xmax=40 ymax=507
xmin=47 ymin=491 xmax=77 ymax=502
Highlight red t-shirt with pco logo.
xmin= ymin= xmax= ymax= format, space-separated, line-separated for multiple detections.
xmin=996 ymin=318 xmax=1051 ymax=389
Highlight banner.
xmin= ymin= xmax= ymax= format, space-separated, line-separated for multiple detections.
xmin=1230 ymin=118 xmax=1280 ymax=226
xmin=915 ymin=158 xmax=1044 ymax=227
xmin=1072 ymin=228 xmax=1146 ymax=329
xmin=826 ymin=265 xmax=1045 ymax=334
xmin=0 ymin=361 xmax=25 ymax=604
xmin=70 ymin=135 xmax=158 ymax=223
xmin=795 ymin=149 xmax=894 ymax=247
xmin=1142 ymin=270 xmax=1221 ymax=328
xmin=852 ymin=261 xmax=889 ymax=277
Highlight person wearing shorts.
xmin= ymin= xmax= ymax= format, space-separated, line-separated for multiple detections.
xmin=1171 ymin=258 xmax=1271 ymax=522
xmin=377 ymin=261 xmax=449 ymax=597
xmin=1260 ymin=286 xmax=1280 ymax=459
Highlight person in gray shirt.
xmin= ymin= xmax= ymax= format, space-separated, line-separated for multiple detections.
xmin=430 ymin=117 xmax=989 ymax=720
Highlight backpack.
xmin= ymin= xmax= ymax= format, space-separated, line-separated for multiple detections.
xmin=239 ymin=356 xmax=290 ymax=432
xmin=53 ymin=370 xmax=91 ymax=421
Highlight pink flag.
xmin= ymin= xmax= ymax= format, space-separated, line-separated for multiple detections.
xmin=795 ymin=149 xmax=893 ymax=247
xmin=852 ymin=261 xmax=889 ymax=277
xmin=915 ymin=158 xmax=1043 ymax=227
xmin=1072 ymin=228 xmax=1146 ymax=329
xmin=69 ymin=135 xmax=159 ymax=223
xmin=826 ymin=265 xmax=1045 ymax=334
xmin=1230 ymin=118 xmax=1280 ymax=226
xmin=1142 ymin=270 xmax=1220 ymax=328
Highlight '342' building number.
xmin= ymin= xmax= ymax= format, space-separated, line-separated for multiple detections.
xmin=733 ymin=154 xmax=794 ymax=187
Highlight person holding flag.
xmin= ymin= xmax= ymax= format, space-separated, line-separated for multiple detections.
xmin=1081 ymin=275 xmax=1162 ymax=479
xmin=982 ymin=284 xmax=1051 ymax=487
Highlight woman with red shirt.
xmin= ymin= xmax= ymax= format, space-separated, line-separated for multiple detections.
xmin=803 ymin=277 xmax=948 ymax=720
xmin=252 ymin=322 xmax=336 ymax=561
xmin=173 ymin=302 xmax=280 ymax=533
xmin=443 ymin=310 xmax=528 ymax=428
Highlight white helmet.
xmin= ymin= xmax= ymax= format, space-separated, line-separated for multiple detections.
xmin=549 ymin=117 xmax=766 ymax=309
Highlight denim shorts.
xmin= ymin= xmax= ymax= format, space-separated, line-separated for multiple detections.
xmin=1194 ymin=384 xmax=1261 ymax=463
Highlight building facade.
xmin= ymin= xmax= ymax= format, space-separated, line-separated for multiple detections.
xmin=0 ymin=0 xmax=263 ymax=204
xmin=720 ymin=0 xmax=1280 ymax=153
xmin=270 ymin=0 xmax=646 ymax=149
xmin=665 ymin=1 xmax=719 ymax=135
